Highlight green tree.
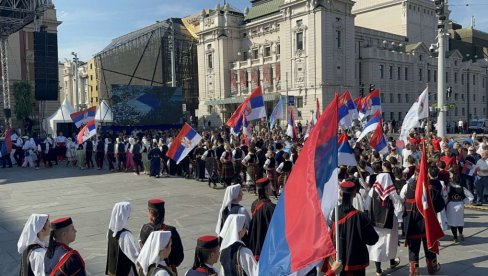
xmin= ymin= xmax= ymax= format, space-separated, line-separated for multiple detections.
xmin=12 ymin=81 xmax=32 ymax=120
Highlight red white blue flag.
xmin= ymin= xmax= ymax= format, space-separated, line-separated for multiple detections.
xmin=77 ymin=120 xmax=97 ymax=144
xmin=358 ymin=89 xmax=381 ymax=120
xmin=70 ymin=106 xmax=97 ymax=128
xmin=166 ymin=123 xmax=202 ymax=164
xmin=369 ymin=123 xmax=388 ymax=155
xmin=259 ymin=95 xmax=338 ymax=275
xmin=338 ymin=132 xmax=357 ymax=166
xmin=286 ymin=106 xmax=298 ymax=140
xmin=226 ymin=86 xmax=266 ymax=128
xmin=356 ymin=110 xmax=382 ymax=143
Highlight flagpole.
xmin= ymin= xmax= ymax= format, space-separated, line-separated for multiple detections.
xmin=335 ymin=94 xmax=340 ymax=262
xmin=426 ymin=83 xmax=430 ymax=136
xmin=285 ymin=72 xmax=289 ymax=129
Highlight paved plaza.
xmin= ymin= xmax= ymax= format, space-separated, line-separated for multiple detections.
xmin=1 ymin=166 xmax=488 ymax=275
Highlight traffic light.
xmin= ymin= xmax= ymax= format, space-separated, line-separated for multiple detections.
xmin=369 ymin=84 xmax=376 ymax=92
xmin=446 ymin=86 xmax=452 ymax=98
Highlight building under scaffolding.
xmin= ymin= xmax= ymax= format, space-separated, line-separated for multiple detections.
xmin=94 ymin=18 xmax=198 ymax=125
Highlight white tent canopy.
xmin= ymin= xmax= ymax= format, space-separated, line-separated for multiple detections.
xmin=95 ymin=100 xmax=113 ymax=123
xmin=45 ymin=99 xmax=75 ymax=135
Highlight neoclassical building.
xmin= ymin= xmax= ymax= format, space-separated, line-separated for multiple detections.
xmin=194 ymin=0 xmax=488 ymax=128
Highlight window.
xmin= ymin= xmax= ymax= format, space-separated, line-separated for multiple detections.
xmin=419 ymin=68 xmax=423 ymax=81
xmin=207 ymin=105 xmax=213 ymax=113
xmin=474 ymin=108 xmax=477 ymax=115
xmin=270 ymin=68 xmax=274 ymax=85
xmin=242 ymin=51 xmax=248 ymax=61
xmin=207 ymin=53 xmax=213 ymax=68
xmin=397 ymin=67 xmax=401 ymax=80
xmin=405 ymin=94 xmax=409 ymax=103
xmin=245 ymin=71 xmax=249 ymax=88
xmin=336 ymin=30 xmax=342 ymax=48
xmin=380 ymin=65 xmax=384 ymax=79
xmin=390 ymin=112 xmax=395 ymax=120
xmin=473 ymin=94 xmax=476 ymax=101
xmin=455 ymin=93 xmax=458 ymax=100
xmin=454 ymin=72 xmax=458 ymax=84
xmin=90 ymin=75 xmax=93 ymax=81
xmin=461 ymin=94 xmax=464 ymax=101
xmin=398 ymin=112 xmax=402 ymax=120
xmin=276 ymin=44 xmax=280 ymax=55
xmin=264 ymin=46 xmax=271 ymax=57
xmin=96 ymin=85 xmax=98 ymax=91
xmin=253 ymin=48 xmax=259 ymax=59
xmin=389 ymin=93 xmax=393 ymax=103
xmin=462 ymin=74 xmax=464 ymax=85
xmin=405 ymin=67 xmax=408 ymax=80
xmin=473 ymin=75 xmax=476 ymax=85
xmin=428 ymin=70 xmax=431 ymax=82
xmin=296 ymin=96 xmax=304 ymax=108
xmin=90 ymin=63 xmax=93 ymax=70
xmin=397 ymin=93 xmax=402 ymax=103
xmin=446 ymin=72 xmax=449 ymax=83
xmin=296 ymin=32 xmax=304 ymax=50
xmin=434 ymin=70 xmax=437 ymax=82
xmin=455 ymin=107 xmax=458 ymax=116
xmin=389 ymin=66 xmax=393 ymax=79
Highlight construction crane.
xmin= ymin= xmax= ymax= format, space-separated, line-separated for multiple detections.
xmin=0 ymin=0 xmax=52 ymax=125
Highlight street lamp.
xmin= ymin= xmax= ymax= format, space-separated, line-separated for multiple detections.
xmin=71 ymin=52 xmax=80 ymax=111
xmin=434 ymin=0 xmax=447 ymax=137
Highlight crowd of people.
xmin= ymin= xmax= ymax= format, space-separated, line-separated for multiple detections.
xmin=13 ymin=120 xmax=488 ymax=276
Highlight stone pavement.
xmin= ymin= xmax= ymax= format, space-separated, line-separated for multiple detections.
xmin=1 ymin=165 xmax=488 ymax=275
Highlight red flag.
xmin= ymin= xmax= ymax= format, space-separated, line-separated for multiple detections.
xmin=415 ymin=142 xmax=444 ymax=254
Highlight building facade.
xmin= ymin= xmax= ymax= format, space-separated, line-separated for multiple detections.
xmin=195 ymin=0 xmax=488 ymax=129
xmin=59 ymin=59 xmax=88 ymax=110
xmin=0 ymin=3 xmax=60 ymax=128
xmin=87 ymin=58 xmax=100 ymax=107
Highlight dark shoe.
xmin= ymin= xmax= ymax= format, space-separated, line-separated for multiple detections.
xmin=390 ymin=257 xmax=400 ymax=269
xmin=427 ymin=258 xmax=441 ymax=275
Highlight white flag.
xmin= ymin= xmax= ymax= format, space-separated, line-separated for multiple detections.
xmin=399 ymin=87 xmax=429 ymax=144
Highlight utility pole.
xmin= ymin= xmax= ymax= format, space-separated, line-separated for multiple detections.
xmin=435 ymin=0 xmax=447 ymax=137
xmin=169 ymin=19 xmax=176 ymax=87
xmin=71 ymin=52 xmax=80 ymax=110
xmin=0 ymin=36 xmax=11 ymax=126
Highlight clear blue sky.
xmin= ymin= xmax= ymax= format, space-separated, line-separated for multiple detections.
xmin=53 ymin=0 xmax=488 ymax=62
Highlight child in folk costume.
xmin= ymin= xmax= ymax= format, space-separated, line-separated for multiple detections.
xmin=242 ymin=148 xmax=258 ymax=193
xmin=219 ymin=143 xmax=234 ymax=187
xmin=276 ymin=152 xmax=293 ymax=194
xmin=75 ymin=143 xmax=86 ymax=170
xmin=65 ymin=138 xmax=77 ymax=167
xmin=263 ymin=150 xmax=278 ymax=198
xmin=446 ymin=174 xmax=474 ymax=242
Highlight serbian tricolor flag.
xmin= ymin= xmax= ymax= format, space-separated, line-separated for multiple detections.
xmin=356 ymin=110 xmax=382 ymax=143
xmin=259 ymin=95 xmax=338 ymax=275
xmin=286 ymin=106 xmax=298 ymax=140
xmin=226 ymin=86 xmax=266 ymax=128
xmin=77 ymin=120 xmax=97 ymax=144
xmin=358 ymin=89 xmax=381 ymax=120
xmin=369 ymin=123 xmax=388 ymax=155
xmin=70 ymin=106 xmax=97 ymax=128
xmin=166 ymin=123 xmax=202 ymax=164
xmin=462 ymin=160 xmax=475 ymax=176
xmin=416 ymin=142 xmax=445 ymax=254
xmin=338 ymin=132 xmax=357 ymax=166
xmin=338 ymin=91 xmax=358 ymax=129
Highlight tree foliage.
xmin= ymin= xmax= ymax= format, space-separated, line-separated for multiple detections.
xmin=12 ymin=81 xmax=32 ymax=120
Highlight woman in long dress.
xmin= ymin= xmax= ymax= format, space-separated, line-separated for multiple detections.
xmin=446 ymin=175 xmax=474 ymax=242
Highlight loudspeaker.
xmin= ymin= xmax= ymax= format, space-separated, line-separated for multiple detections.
xmin=34 ymin=32 xmax=59 ymax=101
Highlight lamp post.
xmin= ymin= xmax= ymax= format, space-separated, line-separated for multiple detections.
xmin=71 ymin=52 xmax=80 ymax=111
xmin=435 ymin=0 xmax=447 ymax=137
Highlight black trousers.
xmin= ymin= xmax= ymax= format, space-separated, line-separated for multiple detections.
xmin=408 ymin=237 xmax=437 ymax=261
xmin=340 ymin=269 xmax=365 ymax=276
xmin=85 ymin=151 xmax=94 ymax=168
xmin=117 ymin=153 xmax=126 ymax=171
xmin=96 ymin=151 xmax=105 ymax=169
xmin=133 ymin=153 xmax=142 ymax=174
xmin=107 ymin=152 xmax=115 ymax=170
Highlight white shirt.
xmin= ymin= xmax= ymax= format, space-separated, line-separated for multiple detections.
xmin=56 ymin=136 xmax=66 ymax=143
xmin=28 ymin=240 xmax=46 ymax=276
xmin=476 ymin=158 xmax=488 ymax=176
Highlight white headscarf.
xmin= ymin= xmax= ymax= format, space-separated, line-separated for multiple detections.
xmin=219 ymin=214 xmax=246 ymax=252
xmin=17 ymin=214 xmax=49 ymax=254
xmin=137 ymin=230 xmax=172 ymax=276
xmin=215 ymin=184 xmax=241 ymax=234
xmin=129 ymin=137 xmax=135 ymax=145
xmin=108 ymin=202 xmax=131 ymax=237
